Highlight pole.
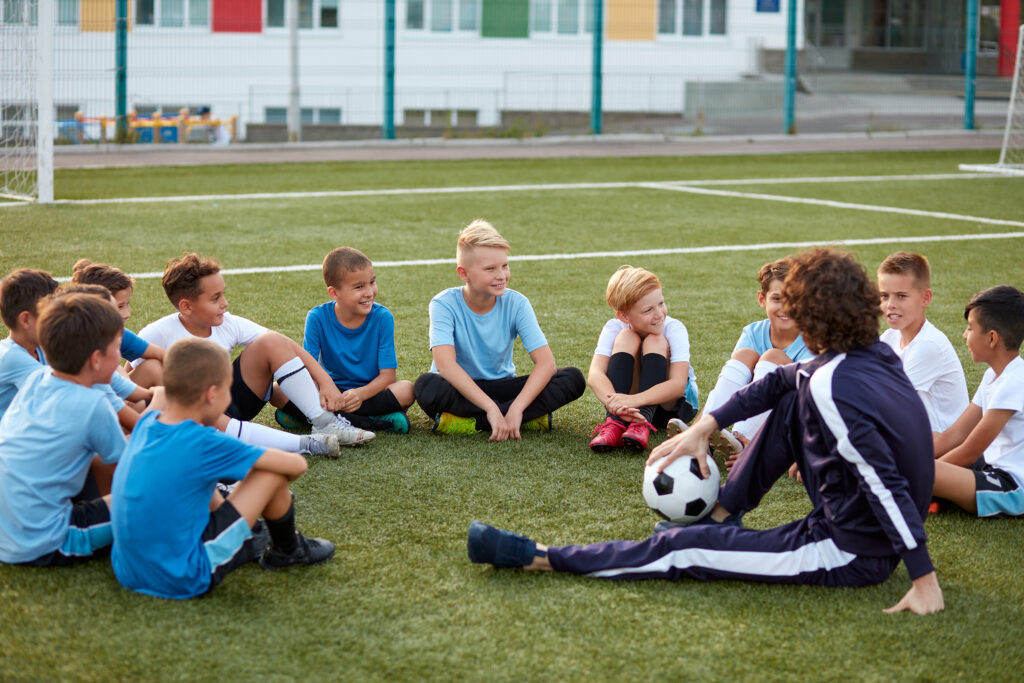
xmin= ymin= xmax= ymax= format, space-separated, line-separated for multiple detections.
xmin=115 ymin=0 xmax=127 ymax=142
xmin=383 ymin=0 xmax=395 ymax=139
xmin=287 ymin=0 xmax=300 ymax=142
xmin=783 ymin=0 xmax=797 ymax=134
xmin=37 ymin=0 xmax=54 ymax=203
xmin=963 ymin=0 xmax=978 ymax=130
xmin=590 ymin=0 xmax=603 ymax=135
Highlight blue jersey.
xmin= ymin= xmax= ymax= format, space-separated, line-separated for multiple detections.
xmin=0 ymin=368 xmax=125 ymax=563
xmin=120 ymin=329 xmax=150 ymax=362
xmin=0 ymin=337 xmax=45 ymax=419
xmin=711 ymin=342 xmax=934 ymax=578
xmin=111 ymin=411 xmax=265 ymax=599
xmin=303 ymin=302 xmax=398 ymax=391
xmin=428 ymin=287 xmax=547 ymax=381
xmin=733 ymin=319 xmax=813 ymax=362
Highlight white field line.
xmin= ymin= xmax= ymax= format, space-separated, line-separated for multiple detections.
xmin=641 ymin=182 xmax=1024 ymax=229
xmin=99 ymin=231 xmax=1024 ymax=281
xmin=0 ymin=172 xmax=1011 ymax=208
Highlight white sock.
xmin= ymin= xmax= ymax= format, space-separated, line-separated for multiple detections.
xmin=703 ymin=359 xmax=753 ymax=415
xmin=225 ymin=417 xmax=302 ymax=453
xmin=733 ymin=361 xmax=782 ymax=438
xmin=273 ymin=357 xmax=329 ymax=425
xmin=752 ymin=360 xmax=780 ymax=382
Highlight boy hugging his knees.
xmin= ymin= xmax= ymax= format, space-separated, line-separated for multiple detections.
xmin=277 ymin=247 xmax=414 ymax=435
xmin=878 ymin=251 xmax=969 ymax=434
xmin=0 ymin=294 xmax=127 ymax=566
xmin=111 ymin=338 xmax=333 ymax=600
xmin=134 ymin=252 xmax=373 ymax=458
xmin=414 ymin=219 xmax=585 ymax=442
xmin=587 ymin=266 xmax=699 ymax=453
xmin=932 ymin=286 xmax=1024 ymax=518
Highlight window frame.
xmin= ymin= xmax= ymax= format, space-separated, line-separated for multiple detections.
xmin=404 ymin=0 xmax=479 ymax=35
xmin=264 ymin=0 xmax=342 ymax=30
xmin=656 ymin=0 xmax=728 ymax=38
xmin=133 ymin=0 xmax=210 ymax=29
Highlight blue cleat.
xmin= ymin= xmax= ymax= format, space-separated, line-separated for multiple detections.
xmin=467 ymin=521 xmax=545 ymax=568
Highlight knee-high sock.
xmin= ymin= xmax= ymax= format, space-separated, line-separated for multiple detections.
xmin=605 ymin=352 xmax=637 ymax=422
xmin=732 ymin=360 xmax=781 ymax=439
xmin=703 ymin=358 xmax=753 ymax=417
xmin=273 ymin=357 xmax=330 ymax=426
xmin=638 ymin=353 xmax=668 ymax=424
xmin=226 ymin=417 xmax=303 ymax=453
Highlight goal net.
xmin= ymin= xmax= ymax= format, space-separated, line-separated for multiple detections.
xmin=961 ymin=24 xmax=1024 ymax=176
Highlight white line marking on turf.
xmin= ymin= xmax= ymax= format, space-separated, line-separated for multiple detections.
xmin=641 ymin=183 xmax=1024 ymax=229
xmin=104 ymin=231 xmax=1024 ymax=281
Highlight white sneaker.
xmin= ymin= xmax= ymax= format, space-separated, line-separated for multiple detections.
xmin=666 ymin=418 xmax=688 ymax=437
xmin=313 ymin=415 xmax=375 ymax=446
xmin=709 ymin=428 xmax=742 ymax=457
xmin=305 ymin=433 xmax=341 ymax=458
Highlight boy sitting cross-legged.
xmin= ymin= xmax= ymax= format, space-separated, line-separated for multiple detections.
xmin=112 ymin=338 xmax=334 ymax=599
xmin=587 ymin=266 xmax=699 ymax=453
xmin=0 ymin=294 xmax=127 ymax=566
xmin=133 ymin=253 xmax=371 ymax=451
xmin=932 ymin=285 xmax=1024 ymax=518
xmin=278 ymin=246 xmax=414 ymax=434
xmin=467 ymin=248 xmax=943 ymax=616
xmin=414 ymin=219 xmax=585 ymax=441
xmin=878 ymin=251 xmax=968 ymax=434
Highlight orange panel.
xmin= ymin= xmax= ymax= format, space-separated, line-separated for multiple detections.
xmin=81 ymin=0 xmax=131 ymax=32
xmin=606 ymin=0 xmax=655 ymax=41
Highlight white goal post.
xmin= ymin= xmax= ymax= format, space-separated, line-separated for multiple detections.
xmin=960 ymin=24 xmax=1024 ymax=176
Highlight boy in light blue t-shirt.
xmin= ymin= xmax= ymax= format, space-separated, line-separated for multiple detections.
xmin=0 ymin=269 xmax=59 ymax=418
xmin=280 ymin=247 xmax=414 ymax=434
xmin=413 ymin=219 xmax=585 ymax=441
xmin=0 ymin=294 xmax=127 ymax=566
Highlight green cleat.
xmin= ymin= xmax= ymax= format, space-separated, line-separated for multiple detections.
xmin=432 ymin=412 xmax=477 ymax=435
xmin=521 ymin=413 xmax=552 ymax=432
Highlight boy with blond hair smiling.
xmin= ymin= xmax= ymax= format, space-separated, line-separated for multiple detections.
xmin=112 ymin=338 xmax=333 ymax=599
xmin=414 ymin=219 xmax=584 ymax=441
xmin=587 ymin=265 xmax=698 ymax=452
xmin=877 ymin=251 xmax=968 ymax=434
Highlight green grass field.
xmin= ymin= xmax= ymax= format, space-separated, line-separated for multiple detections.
xmin=1 ymin=149 xmax=1023 ymax=680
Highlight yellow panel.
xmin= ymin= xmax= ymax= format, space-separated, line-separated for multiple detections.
xmin=606 ymin=0 xmax=655 ymax=41
xmin=81 ymin=0 xmax=131 ymax=32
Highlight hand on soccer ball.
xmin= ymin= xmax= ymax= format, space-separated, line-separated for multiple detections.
xmin=648 ymin=414 xmax=717 ymax=477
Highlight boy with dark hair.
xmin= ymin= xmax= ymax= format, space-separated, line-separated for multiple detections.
xmin=467 ymin=248 xmax=944 ymax=616
xmin=414 ymin=219 xmax=585 ymax=441
xmin=587 ymin=265 xmax=699 ymax=452
xmin=283 ymin=246 xmax=414 ymax=434
xmin=0 ymin=294 xmax=126 ymax=565
xmin=0 ymin=268 xmax=58 ymax=417
xmin=878 ymin=251 xmax=968 ymax=433
xmin=933 ymin=285 xmax=1024 ymax=518
xmin=112 ymin=338 xmax=334 ymax=599
xmin=134 ymin=252 xmax=371 ymax=450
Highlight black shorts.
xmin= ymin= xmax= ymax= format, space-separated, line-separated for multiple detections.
xmin=17 ymin=498 xmax=111 ymax=567
xmin=202 ymin=500 xmax=259 ymax=592
xmin=226 ymin=355 xmax=272 ymax=422
xmin=973 ymin=465 xmax=1024 ymax=518
xmin=652 ymin=398 xmax=698 ymax=429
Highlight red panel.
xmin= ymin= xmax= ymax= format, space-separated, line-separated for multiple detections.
xmin=998 ymin=0 xmax=1020 ymax=78
xmin=213 ymin=0 xmax=261 ymax=32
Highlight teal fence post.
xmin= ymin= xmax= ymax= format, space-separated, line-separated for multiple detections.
xmin=964 ymin=0 xmax=978 ymax=129
xmin=783 ymin=0 xmax=797 ymax=134
xmin=115 ymin=0 xmax=127 ymax=142
xmin=383 ymin=0 xmax=396 ymax=139
xmin=590 ymin=0 xmax=603 ymax=135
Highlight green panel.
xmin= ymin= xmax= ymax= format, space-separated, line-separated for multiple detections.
xmin=481 ymin=0 xmax=528 ymax=37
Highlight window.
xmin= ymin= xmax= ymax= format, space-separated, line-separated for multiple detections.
xmin=264 ymin=107 xmax=341 ymax=124
xmin=57 ymin=0 xmax=78 ymax=26
xmin=2 ymin=0 xmax=37 ymax=23
xmin=266 ymin=0 xmax=336 ymax=28
xmin=657 ymin=0 xmax=674 ymax=33
xmin=530 ymin=0 xmax=551 ymax=31
xmin=709 ymin=0 xmax=724 ymax=34
xmin=135 ymin=0 xmax=208 ymax=26
xmin=531 ymin=0 xmax=592 ymax=35
xmin=658 ymin=0 xmax=726 ymax=36
xmin=406 ymin=0 xmax=477 ymax=32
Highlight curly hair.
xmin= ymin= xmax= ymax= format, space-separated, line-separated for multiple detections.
xmin=757 ymin=258 xmax=791 ymax=296
xmin=782 ymin=248 xmax=880 ymax=354
xmin=162 ymin=253 xmax=221 ymax=307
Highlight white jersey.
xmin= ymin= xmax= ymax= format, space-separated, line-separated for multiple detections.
xmin=880 ymin=320 xmax=969 ymax=432
xmin=132 ymin=311 xmax=267 ymax=366
xmin=593 ymin=316 xmax=698 ymax=392
xmin=973 ymin=355 xmax=1024 ymax=487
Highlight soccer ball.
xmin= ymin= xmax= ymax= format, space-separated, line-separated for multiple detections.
xmin=642 ymin=455 xmax=720 ymax=523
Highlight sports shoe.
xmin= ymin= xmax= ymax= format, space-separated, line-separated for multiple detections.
xmin=275 ymin=408 xmax=308 ymax=431
xmin=666 ymin=418 xmax=688 ymax=437
xmin=589 ymin=417 xmax=627 ymax=452
xmin=653 ymin=512 xmax=743 ymax=534
xmin=304 ymin=433 xmax=341 ymax=458
xmin=709 ymin=429 xmax=743 ymax=459
xmin=521 ymin=413 xmax=552 ymax=432
xmin=622 ymin=421 xmax=656 ymax=451
xmin=312 ymin=415 xmax=375 ymax=446
xmin=467 ymin=521 xmax=546 ymax=568
xmin=375 ymin=411 xmax=410 ymax=434
xmin=432 ymin=412 xmax=477 ymax=435
xmin=259 ymin=532 xmax=335 ymax=570
xmin=245 ymin=520 xmax=271 ymax=562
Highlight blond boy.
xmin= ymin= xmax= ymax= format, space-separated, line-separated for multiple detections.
xmin=414 ymin=219 xmax=584 ymax=441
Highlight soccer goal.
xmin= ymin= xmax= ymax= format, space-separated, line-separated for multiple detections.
xmin=960 ymin=25 xmax=1024 ymax=176
xmin=0 ymin=0 xmax=54 ymax=203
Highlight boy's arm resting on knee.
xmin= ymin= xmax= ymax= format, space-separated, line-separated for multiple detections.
xmin=292 ymin=343 xmax=344 ymax=410
xmin=631 ymin=360 xmax=689 ymax=409
xmin=938 ymin=408 xmax=1015 ymax=467
xmin=507 ymin=346 xmax=556 ymax=418
xmin=933 ymin=404 xmax=982 ymax=458
xmin=252 ymin=449 xmax=308 ymax=481
xmin=587 ymin=354 xmax=615 ymax=408
xmin=350 ymin=368 xmax=397 ymax=406
xmin=142 ymin=343 xmax=164 ymax=362
xmin=432 ymin=345 xmax=501 ymax=414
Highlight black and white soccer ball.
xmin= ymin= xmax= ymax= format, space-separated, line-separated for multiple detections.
xmin=642 ymin=455 xmax=720 ymax=523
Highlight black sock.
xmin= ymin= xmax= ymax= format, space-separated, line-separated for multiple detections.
xmin=265 ymin=500 xmax=297 ymax=554
xmin=606 ymin=352 xmax=636 ymax=420
xmin=638 ymin=353 xmax=668 ymax=424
